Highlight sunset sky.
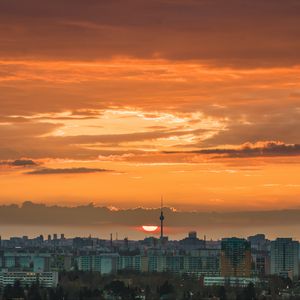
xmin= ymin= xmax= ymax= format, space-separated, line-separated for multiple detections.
xmin=1 ymin=0 xmax=300 ymax=213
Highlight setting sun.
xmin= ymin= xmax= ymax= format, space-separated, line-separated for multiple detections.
xmin=142 ymin=225 xmax=159 ymax=233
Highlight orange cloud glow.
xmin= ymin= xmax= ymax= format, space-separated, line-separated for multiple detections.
xmin=0 ymin=0 xmax=299 ymax=219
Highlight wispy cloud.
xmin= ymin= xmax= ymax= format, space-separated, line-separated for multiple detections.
xmin=26 ymin=167 xmax=112 ymax=175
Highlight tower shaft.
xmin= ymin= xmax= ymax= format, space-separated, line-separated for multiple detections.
xmin=161 ymin=222 xmax=163 ymax=238
xmin=160 ymin=197 xmax=164 ymax=239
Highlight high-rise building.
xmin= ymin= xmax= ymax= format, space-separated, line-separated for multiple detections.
xmin=251 ymin=250 xmax=270 ymax=276
xmin=189 ymin=231 xmax=197 ymax=239
xmin=118 ymin=255 xmax=147 ymax=272
xmin=76 ymin=254 xmax=118 ymax=274
xmin=248 ymin=234 xmax=270 ymax=251
xmin=179 ymin=231 xmax=206 ymax=250
xmin=184 ymin=249 xmax=220 ymax=277
xmin=270 ymin=238 xmax=299 ymax=279
xmin=165 ymin=255 xmax=185 ymax=274
xmin=148 ymin=254 xmax=166 ymax=272
xmin=76 ymin=255 xmax=92 ymax=271
xmin=33 ymin=256 xmax=50 ymax=272
xmin=221 ymin=237 xmax=251 ymax=277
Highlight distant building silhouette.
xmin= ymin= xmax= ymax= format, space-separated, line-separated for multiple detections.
xmin=179 ymin=231 xmax=206 ymax=250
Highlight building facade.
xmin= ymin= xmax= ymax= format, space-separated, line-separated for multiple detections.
xmin=270 ymin=238 xmax=299 ymax=279
xmin=0 ymin=271 xmax=58 ymax=288
xmin=221 ymin=238 xmax=251 ymax=277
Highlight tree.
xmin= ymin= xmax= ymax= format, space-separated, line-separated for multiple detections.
xmin=3 ymin=284 xmax=13 ymax=300
xmin=218 ymin=286 xmax=227 ymax=300
xmin=159 ymin=280 xmax=175 ymax=299
xmin=27 ymin=283 xmax=42 ymax=300
xmin=243 ymin=282 xmax=256 ymax=300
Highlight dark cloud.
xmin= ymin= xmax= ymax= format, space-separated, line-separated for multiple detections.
xmin=1 ymin=201 xmax=300 ymax=229
xmin=10 ymin=159 xmax=37 ymax=166
xmin=166 ymin=142 xmax=300 ymax=158
xmin=0 ymin=0 xmax=300 ymax=66
xmin=0 ymin=159 xmax=37 ymax=167
xmin=26 ymin=167 xmax=112 ymax=175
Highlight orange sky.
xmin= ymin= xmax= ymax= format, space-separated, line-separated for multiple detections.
xmin=0 ymin=0 xmax=300 ymax=212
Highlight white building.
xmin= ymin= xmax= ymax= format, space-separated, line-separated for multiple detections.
xmin=204 ymin=276 xmax=260 ymax=287
xmin=0 ymin=271 xmax=58 ymax=288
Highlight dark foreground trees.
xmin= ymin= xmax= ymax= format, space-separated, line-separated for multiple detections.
xmin=0 ymin=272 xmax=296 ymax=300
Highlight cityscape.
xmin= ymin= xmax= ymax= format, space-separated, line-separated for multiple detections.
xmin=0 ymin=207 xmax=299 ymax=299
xmin=1 ymin=0 xmax=300 ymax=299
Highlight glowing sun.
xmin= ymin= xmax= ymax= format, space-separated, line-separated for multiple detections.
xmin=142 ymin=225 xmax=158 ymax=232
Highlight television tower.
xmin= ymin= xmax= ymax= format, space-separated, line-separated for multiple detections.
xmin=160 ymin=196 xmax=165 ymax=239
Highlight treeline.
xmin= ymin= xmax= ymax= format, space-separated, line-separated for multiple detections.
xmin=0 ymin=271 xmax=296 ymax=300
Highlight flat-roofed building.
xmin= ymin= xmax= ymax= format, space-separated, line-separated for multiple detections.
xmin=270 ymin=238 xmax=299 ymax=279
xmin=184 ymin=249 xmax=220 ymax=277
xmin=0 ymin=271 xmax=58 ymax=288
xmin=204 ymin=276 xmax=260 ymax=287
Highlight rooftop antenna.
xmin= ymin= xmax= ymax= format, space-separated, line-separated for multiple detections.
xmin=160 ymin=196 xmax=165 ymax=239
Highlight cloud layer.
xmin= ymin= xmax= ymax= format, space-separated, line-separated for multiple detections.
xmin=2 ymin=201 xmax=300 ymax=231
xmin=0 ymin=0 xmax=299 ymax=211
xmin=1 ymin=0 xmax=300 ymax=67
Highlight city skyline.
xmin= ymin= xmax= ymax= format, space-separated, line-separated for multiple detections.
xmin=0 ymin=230 xmax=297 ymax=298
xmin=0 ymin=201 xmax=300 ymax=240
